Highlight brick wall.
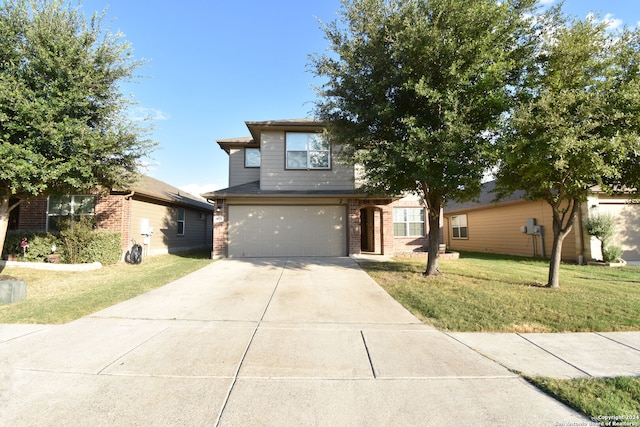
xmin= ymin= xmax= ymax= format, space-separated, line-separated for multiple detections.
xmin=95 ymin=194 xmax=130 ymax=251
xmin=17 ymin=197 xmax=47 ymax=230
xmin=212 ymin=200 xmax=228 ymax=257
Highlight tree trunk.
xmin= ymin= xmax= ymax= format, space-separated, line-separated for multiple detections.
xmin=0 ymin=193 xmax=22 ymax=259
xmin=546 ymin=197 xmax=580 ymax=288
xmin=0 ymin=197 xmax=11 ymax=259
xmin=423 ymin=189 xmax=442 ymax=277
xmin=547 ymin=229 xmax=566 ymax=289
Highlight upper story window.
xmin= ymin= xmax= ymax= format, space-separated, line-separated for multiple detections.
xmin=286 ymin=132 xmax=330 ymax=170
xmin=451 ymin=214 xmax=468 ymax=239
xmin=47 ymin=195 xmax=95 ymax=232
xmin=245 ymin=148 xmax=261 ymax=167
xmin=393 ymin=207 xmax=425 ymax=237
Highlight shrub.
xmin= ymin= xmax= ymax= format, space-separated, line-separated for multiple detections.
xmin=603 ymin=245 xmax=623 ymax=263
xmin=83 ymin=231 xmax=122 ymax=265
xmin=585 ymin=213 xmax=619 ymax=262
xmin=4 ymin=230 xmax=57 ymax=261
xmin=58 ymin=217 xmax=121 ymax=265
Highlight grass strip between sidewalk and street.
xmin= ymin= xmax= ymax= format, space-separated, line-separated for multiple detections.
xmin=0 ymin=251 xmax=214 ymax=324
xmin=359 ymin=252 xmax=640 ymax=333
xmin=526 ymin=376 xmax=640 ymax=422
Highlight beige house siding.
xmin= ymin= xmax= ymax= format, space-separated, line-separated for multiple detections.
xmin=130 ymin=197 xmax=212 ymax=256
xmin=444 ymin=200 xmax=578 ymax=261
xmin=260 ymin=131 xmax=355 ymax=191
xmin=229 ymin=148 xmax=260 ymax=187
xmin=587 ymin=194 xmax=640 ymax=261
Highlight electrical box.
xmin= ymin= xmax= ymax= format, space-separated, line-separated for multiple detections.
xmin=140 ymin=218 xmax=150 ymax=236
xmin=526 ymin=218 xmax=537 ymax=235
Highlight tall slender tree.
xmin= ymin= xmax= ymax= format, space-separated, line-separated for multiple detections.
xmin=311 ymin=0 xmax=537 ymax=275
xmin=0 ymin=0 xmax=154 ymax=257
xmin=494 ymin=15 xmax=640 ymax=288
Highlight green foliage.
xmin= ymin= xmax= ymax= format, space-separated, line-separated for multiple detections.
xmin=81 ymin=231 xmax=122 ymax=265
xmin=494 ymin=12 xmax=640 ymax=287
xmin=4 ymin=230 xmax=56 ymax=261
xmin=585 ymin=212 xmax=621 ymax=262
xmin=311 ymin=0 xmax=537 ymax=275
xmin=58 ymin=216 xmax=120 ymax=265
xmin=0 ymin=0 xmax=155 ymax=257
xmin=603 ymin=245 xmax=623 ymax=263
xmin=4 ymin=222 xmax=121 ymax=265
xmin=585 ymin=213 xmax=617 ymax=246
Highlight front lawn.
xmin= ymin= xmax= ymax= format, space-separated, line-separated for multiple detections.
xmin=0 ymin=251 xmax=214 ymax=324
xmin=359 ymin=252 xmax=640 ymax=332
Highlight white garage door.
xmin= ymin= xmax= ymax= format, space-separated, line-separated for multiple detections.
xmin=228 ymin=205 xmax=347 ymax=257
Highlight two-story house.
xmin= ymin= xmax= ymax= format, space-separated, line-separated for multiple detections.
xmin=202 ymin=119 xmax=431 ymax=258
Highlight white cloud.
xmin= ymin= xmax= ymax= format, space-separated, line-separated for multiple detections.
xmin=539 ymin=0 xmax=555 ymax=5
xmin=129 ymin=107 xmax=170 ymax=122
xmin=602 ymin=13 xmax=623 ymax=30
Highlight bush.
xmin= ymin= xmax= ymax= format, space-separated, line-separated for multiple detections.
xmin=5 ymin=221 xmax=121 ymax=265
xmin=4 ymin=230 xmax=57 ymax=261
xmin=585 ymin=213 xmax=619 ymax=262
xmin=603 ymin=245 xmax=624 ymax=263
xmin=58 ymin=217 xmax=121 ymax=265
xmin=82 ymin=232 xmax=122 ymax=265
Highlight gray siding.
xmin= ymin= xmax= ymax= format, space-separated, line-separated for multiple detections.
xmin=260 ymin=131 xmax=355 ymax=191
xmin=229 ymin=148 xmax=261 ymax=187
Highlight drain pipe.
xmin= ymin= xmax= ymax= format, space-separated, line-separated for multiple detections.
xmin=539 ymin=226 xmax=545 ymax=258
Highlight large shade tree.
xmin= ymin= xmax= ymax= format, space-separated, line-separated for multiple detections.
xmin=0 ymin=0 xmax=154 ymax=256
xmin=494 ymin=15 xmax=640 ymax=288
xmin=311 ymin=0 xmax=537 ymax=275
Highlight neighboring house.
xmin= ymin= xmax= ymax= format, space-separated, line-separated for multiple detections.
xmin=202 ymin=119 xmax=434 ymax=258
xmin=8 ymin=175 xmax=214 ymax=258
xmin=443 ymin=180 xmax=640 ymax=263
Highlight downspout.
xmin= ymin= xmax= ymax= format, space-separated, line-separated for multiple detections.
xmin=122 ymin=191 xmax=135 ymax=255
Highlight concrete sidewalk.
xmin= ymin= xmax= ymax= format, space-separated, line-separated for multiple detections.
xmin=450 ymin=331 xmax=640 ymax=379
xmin=0 ymin=258 xmax=593 ymax=426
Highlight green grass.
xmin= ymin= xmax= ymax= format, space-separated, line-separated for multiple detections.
xmin=359 ymin=252 xmax=640 ymax=332
xmin=0 ymin=251 xmax=214 ymax=324
xmin=527 ymin=377 xmax=640 ymax=421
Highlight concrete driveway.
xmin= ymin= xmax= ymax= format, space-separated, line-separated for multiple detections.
xmin=0 ymin=257 xmax=588 ymax=426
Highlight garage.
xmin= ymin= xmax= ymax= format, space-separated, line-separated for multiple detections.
xmin=228 ymin=205 xmax=347 ymax=257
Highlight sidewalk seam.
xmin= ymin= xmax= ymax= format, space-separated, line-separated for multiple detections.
xmin=360 ymin=331 xmax=377 ymax=379
xmin=213 ymin=258 xmax=288 ymax=427
xmin=596 ymin=332 xmax=640 ymax=352
xmin=517 ymin=334 xmax=593 ymax=378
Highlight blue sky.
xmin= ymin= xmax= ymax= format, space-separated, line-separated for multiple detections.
xmin=78 ymin=0 xmax=640 ymax=197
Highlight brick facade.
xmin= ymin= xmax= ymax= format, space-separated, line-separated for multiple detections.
xmin=212 ymin=200 xmax=228 ymax=258
xmin=16 ymin=198 xmax=47 ymax=230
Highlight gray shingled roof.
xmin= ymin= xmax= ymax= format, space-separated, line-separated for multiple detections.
xmin=443 ymin=180 xmax=526 ymax=213
xmin=202 ymin=180 xmax=366 ymax=199
xmin=124 ymin=175 xmax=214 ymax=211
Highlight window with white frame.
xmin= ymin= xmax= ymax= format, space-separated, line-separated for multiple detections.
xmin=451 ymin=214 xmax=468 ymax=239
xmin=393 ymin=207 xmax=425 ymax=237
xmin=177 ymin=207 xmax=185 ymax=235
xmin=47 ymin=195 xmax=95 ymax=232
xmin=245 ymin=148 xmax=261 ymax=167
xmin=285 ymin=132 xmax=330 ymax=169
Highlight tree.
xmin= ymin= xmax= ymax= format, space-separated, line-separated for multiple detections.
xmin=494 ymin=15 xmax=640 ymax=287
xmin=311 ymin=0 xmax=537 ymax=275
xmin=0 ymin=0 xmax=154 ymax=257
